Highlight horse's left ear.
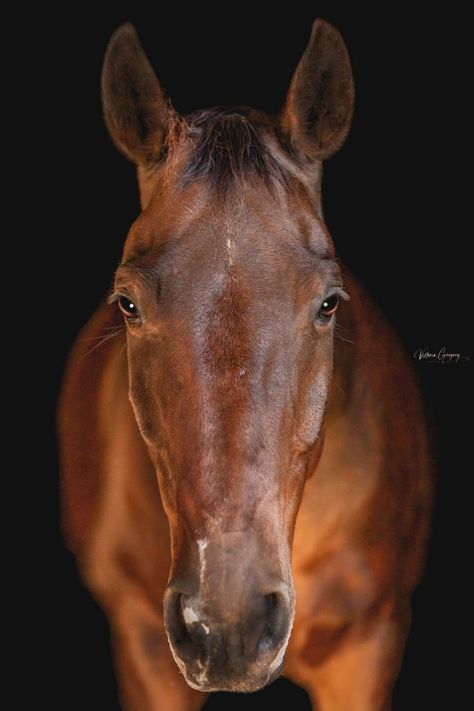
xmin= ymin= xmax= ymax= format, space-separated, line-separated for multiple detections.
xmin=101 ymin=23 xmax=170 ymax=164
xmin=282 ymin=19 xmax=354 ymax=160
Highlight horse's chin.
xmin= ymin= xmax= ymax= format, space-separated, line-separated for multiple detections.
xmin=178 ymin=649 xmax=286 ymax=693
xmin=183 ymin=665 xmax=284 ymax=693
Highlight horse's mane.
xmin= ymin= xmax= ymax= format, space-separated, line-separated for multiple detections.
xmin=177 ymin=107 xmax=291 ymax=191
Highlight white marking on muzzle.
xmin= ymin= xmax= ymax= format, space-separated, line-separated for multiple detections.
xmin=165 ymin=539 xmax=211 ymax=690
xmin=183 ymin=606 xmax=211 ymax=635
xmin=182 ymin=606 xmax=199 ymax=625
xmin=191 ymin=660 xmax=208 ymax=689
xmin=197 ymin=538 xmax=208 ymax=588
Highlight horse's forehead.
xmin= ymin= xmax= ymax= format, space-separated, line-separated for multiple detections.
xmin=121 ymin=176 xmax=334 ymax=315
xmin=152 ymin=181 xmax=293 ymax=234
xmin=158 ymin=206 xmax=319 ymax=289
xmin=133 ymin=178 xmax=329 ymax=265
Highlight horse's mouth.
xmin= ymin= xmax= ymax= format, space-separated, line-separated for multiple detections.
xmin=167 ymin=623 xmax=290 ymax=693
xmin=180 ymin=652 xmax=286 ymax=693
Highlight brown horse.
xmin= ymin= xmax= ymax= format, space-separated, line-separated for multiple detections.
xmin=59 ymin=19 xmax=433 ymax=710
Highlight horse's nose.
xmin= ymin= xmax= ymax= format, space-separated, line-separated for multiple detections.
xmin=163 ymin=584 xmax=292 ymax=691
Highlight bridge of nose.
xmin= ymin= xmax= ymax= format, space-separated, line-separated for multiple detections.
xmin=187 ymin=532 xmax=279 ymax=616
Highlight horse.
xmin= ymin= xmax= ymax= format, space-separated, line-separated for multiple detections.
xmin=58 ymin=19 xmax=433 ymax=710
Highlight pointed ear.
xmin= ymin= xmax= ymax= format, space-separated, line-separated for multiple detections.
xmin=282 ymin=19 xmax=354 ymax=161
xmin=101 ymin=23 xmax=170 ymax=164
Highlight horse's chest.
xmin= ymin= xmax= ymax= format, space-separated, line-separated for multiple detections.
xmin=289 ymin=428 xmax=384 ymax=633
xmin=287 ymin=544 xmax=379 ymax=673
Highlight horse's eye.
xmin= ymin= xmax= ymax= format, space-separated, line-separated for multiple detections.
xmin=118 ymin=296 xmax=139 ymax=319
xmin=317 ymin=294 xmax=339 ymax=322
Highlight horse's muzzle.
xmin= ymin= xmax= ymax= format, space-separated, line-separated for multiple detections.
xmin=163 ymin=549 xmax=294 ymax=692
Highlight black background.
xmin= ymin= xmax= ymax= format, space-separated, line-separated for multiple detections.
xmin=35 ymin=4 xmax=470 ymax=710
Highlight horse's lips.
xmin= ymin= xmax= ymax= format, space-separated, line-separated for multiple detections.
xmin=175 ymin=639 xmax=289 ymax=692
xmin=266 ymin=642 xmax=287 ymax=680
xmin=183 ymin=664 xmax=285 ymax=693
xmin=166 ymin=624 xmax=289 ymax=693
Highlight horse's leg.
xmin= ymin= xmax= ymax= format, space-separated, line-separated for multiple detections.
xmin=108 ymin=595 xmax=206 ymax=711
xmin=302 ymin=599 xmax=411 ymax=711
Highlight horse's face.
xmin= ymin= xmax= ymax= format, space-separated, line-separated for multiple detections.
xmin=114 ymin=175 xmax=345 ymax=689
xmin=103 ymin=20 xmax=353 ymax=692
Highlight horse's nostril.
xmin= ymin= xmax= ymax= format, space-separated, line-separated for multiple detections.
xmin=164 ymin=590 xmax=201 ymax=665
xmin=258 ymin=591 xmax=289 ymax=658
xmin=264 ymin=593 xmax=278 ymax=633
xmin=167 ymin=591 xmax=190 ymax=644
xmin=176 ymin=593 xmax=193 ymax=643
xmin=164 ymin=589 xmax=211 ymax=664
xmin=265 ymin=592 xmax=278 ymax=613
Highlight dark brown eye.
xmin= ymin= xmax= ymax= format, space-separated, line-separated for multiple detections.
xmin=118 ymin=296 xmax=139 ymax=319
xmin=317 ymin=294 xmax=339 ymax=322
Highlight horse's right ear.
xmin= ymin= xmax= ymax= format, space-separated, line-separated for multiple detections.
xmin=281 ymin=19 xmax=354 ymax=160
xmin=101 ymin=24 xmax=170 ymax=164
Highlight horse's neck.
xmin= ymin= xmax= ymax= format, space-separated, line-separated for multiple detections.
xmin=293 ymin=270 xmax=383 ymax=566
